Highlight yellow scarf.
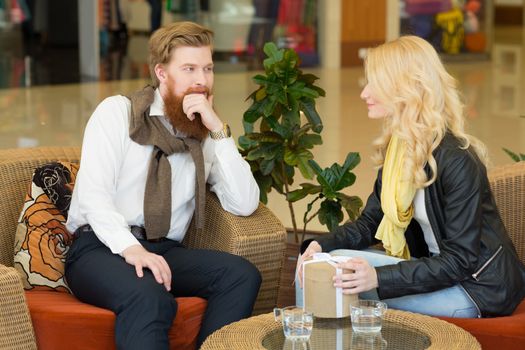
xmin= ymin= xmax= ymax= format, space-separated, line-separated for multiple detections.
xmin=375 ymin=135 xmax=416 ymax=259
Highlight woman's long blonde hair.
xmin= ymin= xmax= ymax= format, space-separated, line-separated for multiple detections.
xmin=365 ymin=35 xmax=488 ymax=188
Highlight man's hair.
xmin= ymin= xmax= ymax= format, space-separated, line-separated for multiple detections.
xmin=148 ymin=21 xmax=214 ymax=87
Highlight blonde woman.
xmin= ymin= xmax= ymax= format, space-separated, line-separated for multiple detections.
xmin=296 ymin=36 xmax=525 ymax=317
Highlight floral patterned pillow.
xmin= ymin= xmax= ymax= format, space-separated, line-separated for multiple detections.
xmin=13 ymin=162 xmax=79 ymax=292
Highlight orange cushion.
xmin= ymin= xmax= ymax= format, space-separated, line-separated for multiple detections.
xmin=25 ymin=291 xmax=207 ymax=350
xmin=438 ymin=299 xmax=525 ymax=350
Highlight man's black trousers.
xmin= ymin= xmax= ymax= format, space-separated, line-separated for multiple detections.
xmin=65 ymin=229 xmax=261 ymax=349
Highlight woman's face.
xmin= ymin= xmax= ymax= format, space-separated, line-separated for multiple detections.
xmin=360 ymin=83 xmax=389 ymax=119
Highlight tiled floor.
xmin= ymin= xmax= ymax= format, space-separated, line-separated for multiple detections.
xmin=1 ymin=27 xmax=524 ymax=232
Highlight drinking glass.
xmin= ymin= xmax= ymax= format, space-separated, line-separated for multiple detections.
xmin=274 ymin=306 xmax=314 ymax=341
xmin=350 ymin=300 xmax=387 ymax=333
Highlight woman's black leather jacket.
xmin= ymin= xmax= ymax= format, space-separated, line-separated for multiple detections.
xmin=315 ymin=133 xmax=525 ymax=316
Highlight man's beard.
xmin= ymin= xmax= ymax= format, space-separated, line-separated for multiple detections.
xmin=163 ymin=84 xmax=211 ymax=141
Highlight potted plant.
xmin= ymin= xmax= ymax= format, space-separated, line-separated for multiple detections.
xmin=238 ymin=42 xmax=363 ymax=244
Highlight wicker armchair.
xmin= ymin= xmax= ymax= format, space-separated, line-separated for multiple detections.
xmin=0 ymin=147 xmax=287 ymax=350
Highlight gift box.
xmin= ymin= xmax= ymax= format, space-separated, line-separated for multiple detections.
xmin=302 ymin=253 xmax=358 ymax=318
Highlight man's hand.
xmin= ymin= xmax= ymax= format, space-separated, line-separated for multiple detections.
xmin=122 ymin=244 xmax=172 ymax=291
xmin=182 ymin=93 xmax=223 ymax=132
xmin=333 ymin=257 xmax=378 ymax=294
xmin=296 ymin=241 xmax=323 ymax=288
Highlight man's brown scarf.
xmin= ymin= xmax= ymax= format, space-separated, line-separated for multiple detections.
xmin=128 ymin=86 xmax=205 ymax=240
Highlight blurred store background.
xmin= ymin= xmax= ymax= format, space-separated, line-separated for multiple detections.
xmin=0 ymin=0 xmax=321 ymax=88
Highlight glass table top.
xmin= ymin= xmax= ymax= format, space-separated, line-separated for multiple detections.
xmin=262 ymin=317 xmax=431 ymax=350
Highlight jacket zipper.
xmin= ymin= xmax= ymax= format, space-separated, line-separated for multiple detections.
xmin=472 ymin=245 xmax=503 ymax=281
xmin=458 ymin=283 xmax=482 ymax=318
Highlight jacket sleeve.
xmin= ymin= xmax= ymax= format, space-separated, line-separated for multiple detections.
xmin=315 ymin=170 xmax=384 ymax=252
xmin=376 ymin=149 xmax=484 ymax=299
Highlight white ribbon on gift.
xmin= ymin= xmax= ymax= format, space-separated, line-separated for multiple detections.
xmin=301 ymin=252 xmax=351 ymax=318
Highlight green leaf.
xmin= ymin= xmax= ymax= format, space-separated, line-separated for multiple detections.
xmin=318 ymin=200 xmax=344 ymax=232
xmin=288 ymin=82 xmax=319 ymax=99
xmin=503 ymin=148 xmax=521 ymax=162
xmin=259 ymin=159 xmax=276 ymax=176
xmin=307 ymin=159 xmax=322 ymax=173
xmin=337 ymin=193 xmax=363 ymax=222
xmin=263 ymin=42 xmax=283 ymax=69
xmin=244 ymin=101 xmax=265 ymax=123
xmin=298 ymin=133 xmax=323 ymax=149
xmin=242 ymin=119 xmax=254 ymax=134
xmin=342 ymin=152 xmax=361 ymax=172
xmin=274 ymin=49 xmax=299 ymax=82
xmin=246 ymin=143 xmax=282 ymax=161
xmin=300 ymin=73 xmax=320 ymax=85
xmin=265 ymin=78 xmax=283 ymax=95
xmin=297 ymin=156 xmax=315 ymax=179
xmin=284 ymin=148 xmax=313 ymax=166
xmin=276 ymin=89 xmax=289 ymax=106
xmin=252 ymin=74 xmax=269 ymax=86
xmin=256 ymin=119 xmax=266 ymax=132
xmin=308 ymin=155 xmax=361 ymax=196
xmin=238 ymin=135 xmax=256 ymax=150
xmin=263 ymin=96 xmax=279 ymax=117
xmin=287 ymin=188 xmax=309 ymax=202
xmin=270 ymin=162 xmax=294 ymax=193
xmin=310 ymin=85 xmax=326 ymax=97
xmin=282 ymin=109 xmax=301 ymax=130
xmin=300 ymin=99 xmax=323 ymax=133
xmin=254 ymin=173 xmax=273 ymax=204
xmin=321 ymin=170 xmax=354 ymax=194
xmin=270 ymin=172 xmax=284 ymax=194
xmin=255 ymin=87 xmax=267 ymax=101
xmin=278 ymin=59 xmax=298 ymax=85
xmin=267 ymin=116 xmax=293 ymax=139
xmin=309 ymin=160 xmax=337 ymax=199
xmin=287 ymin=183 xmax=322 ymax=202
xmin=245 ymin=131 xmax=283 ymax=143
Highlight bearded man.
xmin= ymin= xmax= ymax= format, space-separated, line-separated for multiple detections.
xmin=65 ymin=22 xmax=261 ymax=350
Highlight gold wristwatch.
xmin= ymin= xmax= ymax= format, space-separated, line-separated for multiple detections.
xmin=209 ymin=123 xmax=231 ymax=140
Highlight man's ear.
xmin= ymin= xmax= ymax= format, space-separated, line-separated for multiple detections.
xmin=154 ymin=63 xmax=167 ymax=83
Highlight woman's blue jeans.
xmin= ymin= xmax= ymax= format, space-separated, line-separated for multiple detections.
xmin=295 ymin=249 xmax=480 ymax=318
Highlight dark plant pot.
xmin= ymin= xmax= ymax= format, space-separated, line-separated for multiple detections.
xmin=276 ymin=241 xmax=301 ymax=308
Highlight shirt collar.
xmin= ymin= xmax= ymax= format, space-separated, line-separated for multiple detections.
xmin=149 ymin=88 xmax=165 ymax=117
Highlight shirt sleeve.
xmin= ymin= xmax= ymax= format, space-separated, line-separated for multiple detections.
xmin=71 ymin=96 xmax=140 ymax=254
xmin=204 ymin=137 xmax=260 ymax=216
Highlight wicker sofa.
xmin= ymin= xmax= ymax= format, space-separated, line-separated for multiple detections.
xmin=438 ymin=160 xmax=525 ymax=349
xmin=0 ymin=147 xmax=287 ymax=350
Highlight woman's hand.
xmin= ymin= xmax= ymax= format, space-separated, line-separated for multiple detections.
xmin=296 ymin=241 xmax=322 ymax=288
xmin=334 ymin=257 xmax=378 ymax=294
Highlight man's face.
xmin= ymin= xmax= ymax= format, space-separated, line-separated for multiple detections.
xmin=156 ymin=45 xmax=214 ymax=98
xmin=155 ymin=45 xmax=214 ymax=140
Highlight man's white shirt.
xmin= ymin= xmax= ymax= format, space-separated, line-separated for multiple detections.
xmin=66 ymin=89 xmax=260 ymax=255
